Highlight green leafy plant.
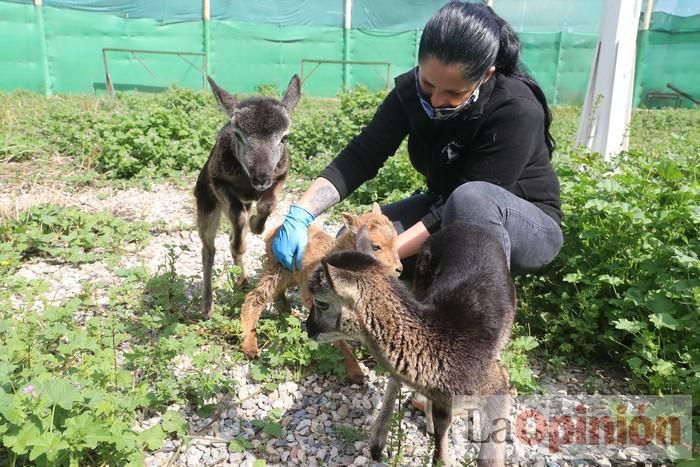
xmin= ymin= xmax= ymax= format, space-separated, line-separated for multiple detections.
xmin=0 ymin=205 xmax=148 ymax=276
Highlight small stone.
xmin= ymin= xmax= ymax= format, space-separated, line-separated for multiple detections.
xmin=354 ymin=455 xmax=370 ymax=465
xmin=337 ymin=406 xmax=349 ymax=419
xmin=186 ymin=450 xmax=202 ymax=466
xmin=596 ymin=458 xmax=612 ymax=467
xmin=613 ymin=450 xmax=627 ymax=461
xmin=297 ymin=419 xmax=311 ymax=430
xmin=266 ymin=439 xmax=278 ymax=457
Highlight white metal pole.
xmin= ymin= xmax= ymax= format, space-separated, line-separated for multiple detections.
xmin=203 ymin=0 xmax=210 ymax=21
xmin=576 ymin=0 xmax=642 ymax=160
xmin=344 ymin=0 xmax=352 ymax=30
xmin=642 ymin=0 xmax=654 ymax=30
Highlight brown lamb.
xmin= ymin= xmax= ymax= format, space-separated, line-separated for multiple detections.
xmin=306 ymin=222 xmax=514 ymax=466
xmin=240 ymin=203 xmax=402 ymax=384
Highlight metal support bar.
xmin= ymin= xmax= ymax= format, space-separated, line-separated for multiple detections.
xmin=102 ymin=48 xmax=207 ymax=96
xmin=667 ymin=83 xmax=700 ymax=105
xmin=300 ymin=58 xmax=392 ymax=91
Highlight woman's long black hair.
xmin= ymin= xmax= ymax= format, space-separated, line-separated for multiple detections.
xmin=418 ymin=1 xmax=555 ymax=154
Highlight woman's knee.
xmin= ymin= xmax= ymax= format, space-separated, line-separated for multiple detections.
xmin=443 ymin=181 xmax=504 ymax=224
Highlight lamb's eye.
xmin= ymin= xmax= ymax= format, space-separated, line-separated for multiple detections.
xmin=314 ymin=299 xmax=329 ymax=311
xmin=371 ymin=244 xmax=382 ymax=252
xmin=280 ymin=134 xmax=289 ymax=144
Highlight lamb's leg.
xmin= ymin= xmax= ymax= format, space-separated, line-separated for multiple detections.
xmin=369 ymin=377 xmax=400 ymax=462
xmin=431 ymin=398 xmax=453 ymax=466
xmin=250 ymin=177 xmax=285 ymax=235
xmin=240 ymin=265 xmax=293 ymax=358
xmin=197 ymin=204 xmax=221 ymax=318
xmin=334 ymin=340 xmax=365 ymax=385
xmin=226 ymin=199 xmax=249 ymax=287
xmin=476 ymin=395 xmax=510 ymax=467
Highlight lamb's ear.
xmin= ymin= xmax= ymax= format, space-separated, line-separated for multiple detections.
xmin=281 ymin=74 xmax=301 ymax=112
xmin=341 ymin=212 xmax=359 ymax=234
xmin=322 ymin=260 xmax=358 ymax=302
xmin=371 ymin=202 xmax=382 ymax=216
xmin=207 ymin=76 xmax=237 ymax=116
xmin=354 ymin=225 xmax=374 ymax=257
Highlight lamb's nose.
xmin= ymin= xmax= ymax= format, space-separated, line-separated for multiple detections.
xmin=395 ymin=265 xmax=403 ymax=275
xmin=252 ymin=176 xmax=272 ymax=191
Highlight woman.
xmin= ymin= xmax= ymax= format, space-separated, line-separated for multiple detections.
xmin=272 ymin=1 xmax=562 ymax=278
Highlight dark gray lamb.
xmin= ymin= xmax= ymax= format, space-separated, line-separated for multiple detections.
xmin=195 ymin=75 xmax=300 ymax=318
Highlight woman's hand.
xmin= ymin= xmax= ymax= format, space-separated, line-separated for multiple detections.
xmin=272 ymin=205 xmax=315 ymax=270
xmin=271 ymin=177 xmax=341 ymax=270
xmin=396 ymin=221 xmax=431 ymax=259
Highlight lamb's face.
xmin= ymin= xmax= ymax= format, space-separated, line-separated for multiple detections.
xmin=207 ymin=75 xmax=301 ymax=192
xmin=342 ymin=203 xmax=403 ymax=277
xmin=226 ymin=100 xmax=290 ymax=192
xmin=305 ymin=252 xmax=377 ymax=343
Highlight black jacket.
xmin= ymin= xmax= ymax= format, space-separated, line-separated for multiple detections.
xmin=320 ymin=68 xmax=562 ymax=232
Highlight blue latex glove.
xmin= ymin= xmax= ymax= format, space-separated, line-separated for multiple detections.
xmin=272 ymin=204 xmax=315 ymax=271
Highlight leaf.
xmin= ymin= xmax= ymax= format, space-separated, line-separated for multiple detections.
xmin=253 ymin=460 xmax=267 ymax=467
xmin=4 ymin=423 xmax=41 ymax=455
xmin=63 ymin=413 xmax=111 ymax=449
xmin=0 ymin=392 xmax=25 ymax=425
xmin=512 ymin=336 xmax=539 ymax=352
xmin=138 ymin=424 xmax=166 ymax=450
xmin=263 ymin=422 xmax=283 ymax=438
xmin=657 ymin=160 xmax=684 ymax=182
xmin=41 ymin=380 xmax=82 ymax=410
xmin=652 ymin=359 xmax=675 ymax=377
xmin=597 ymin=274 xmax=624 ymax=286
xmin=250 ymin=364 xmax=269 ymax=382
xmin=161 ymin=410 xmax=188 ymax=436
xmin=196 ymin=404 xmax=217 ymax=418
xmin=649 ymin=312 xmax=679 ymax=331
xmin=228 ymin=437 xmax=252 ymax=453
xmin=29 ymin=431 xmax=69 ymax=462
xmin=645 ymin=296 xmax=677 ymax=314
xmin=562 ymin=272 xmax=582 ymax=283
xmin=613 ymin=319 xmax=643 ymax=334
xmin=0 ymin=361 xmax=17 ymax=386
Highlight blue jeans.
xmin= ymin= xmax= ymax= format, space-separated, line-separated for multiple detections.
xmin=382 ymin=181 xmax=563 ymax=277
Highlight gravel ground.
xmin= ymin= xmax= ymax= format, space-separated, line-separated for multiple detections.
xmin=3 ymin=180 xmax=672 ymax=467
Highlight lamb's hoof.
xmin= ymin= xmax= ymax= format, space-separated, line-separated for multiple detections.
xmin=241 ymin=335 xmax=259 ymax=359
xmin=346 ymin=369 xmax=366 ymax=385
xmin=235 ymin=275 xmax=248 ymax=289
xmin=370 ymin=444 xmax=383 ymax=461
